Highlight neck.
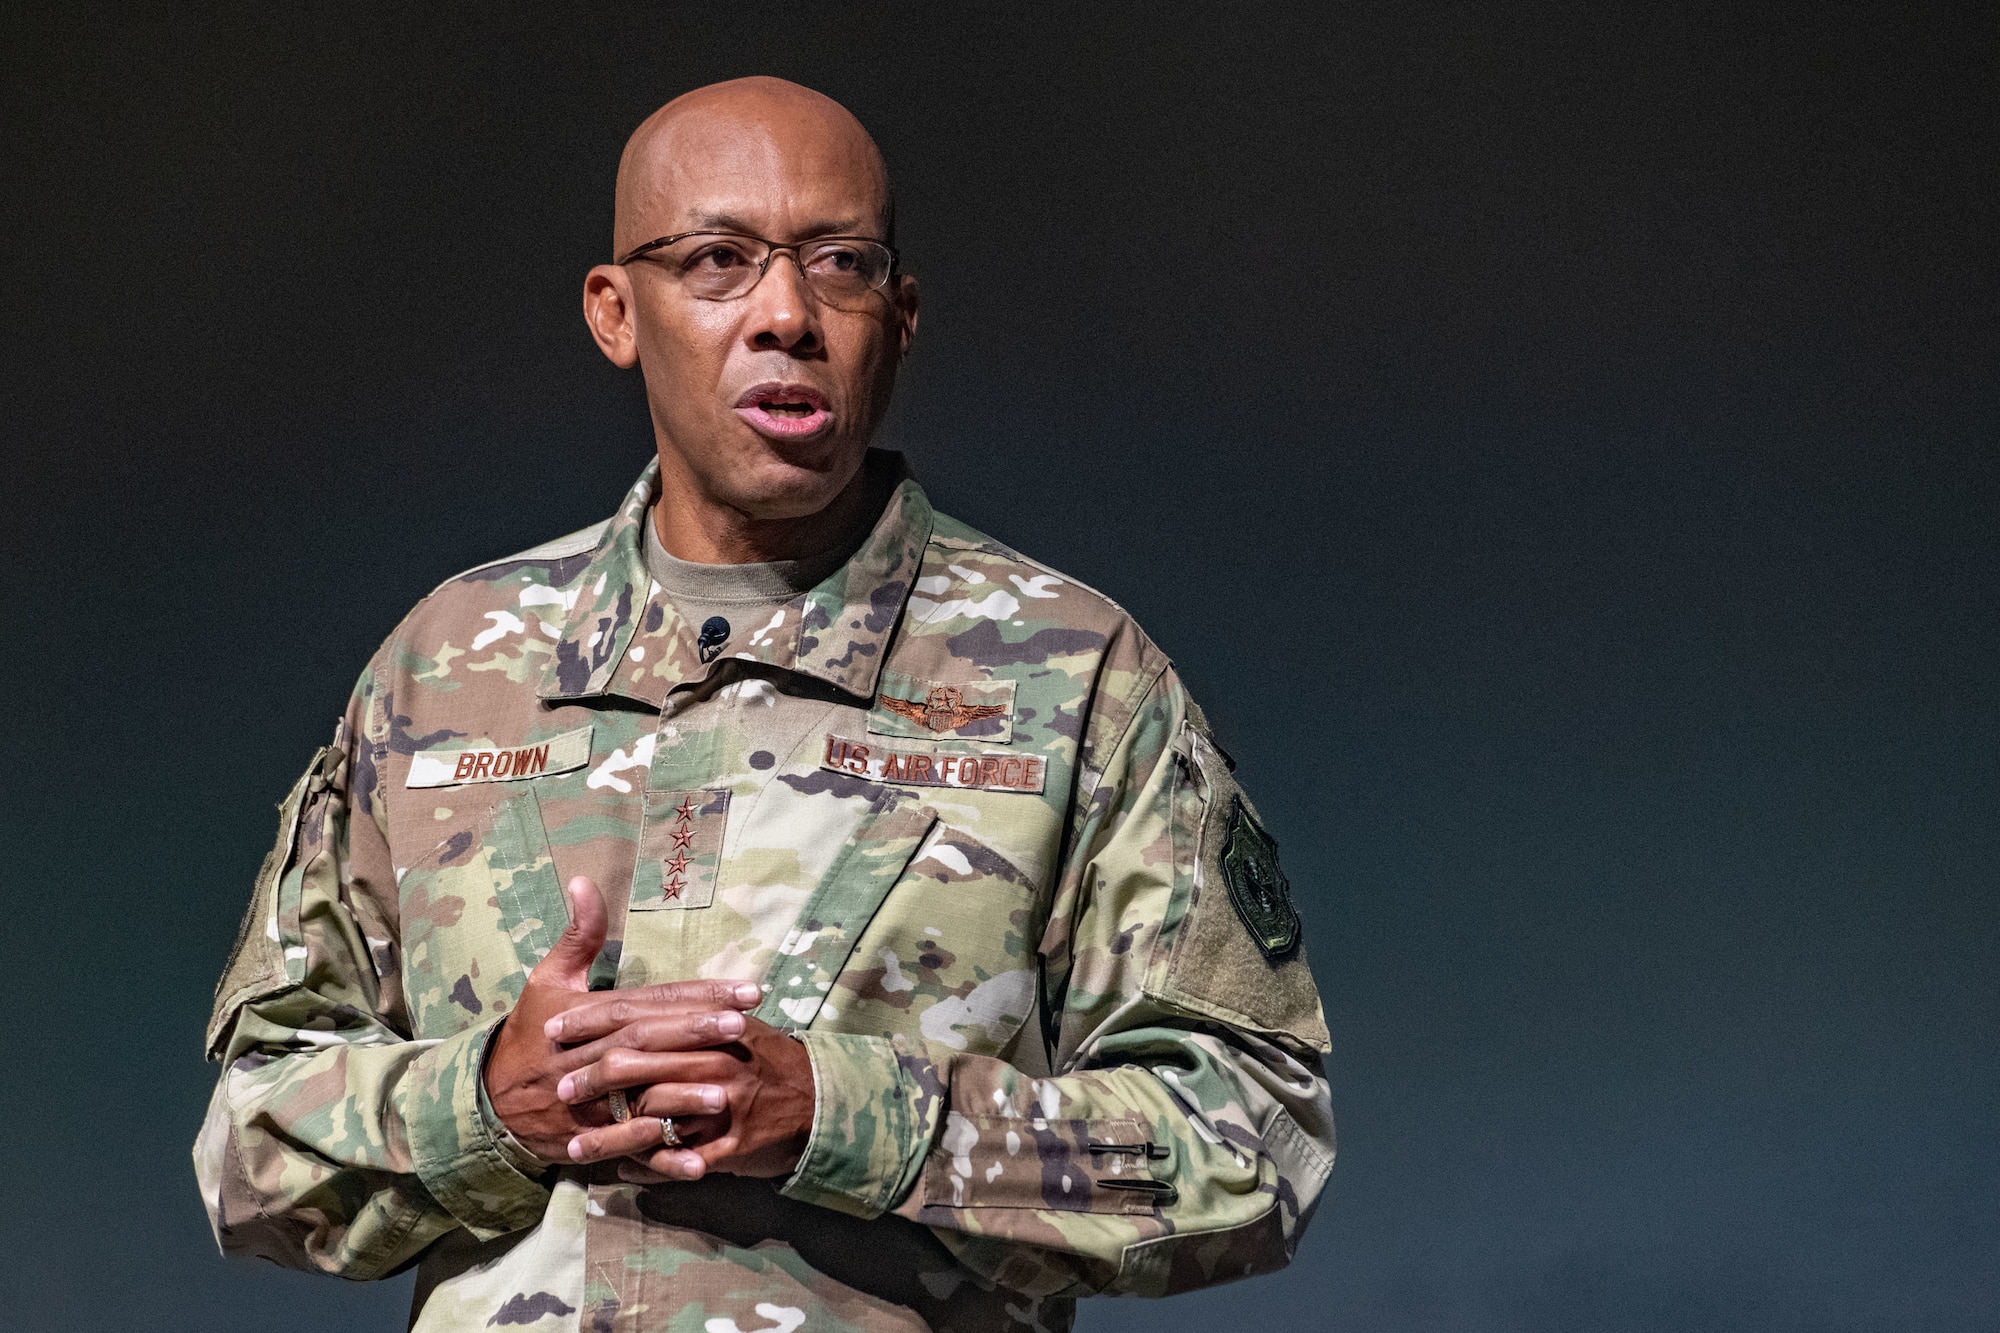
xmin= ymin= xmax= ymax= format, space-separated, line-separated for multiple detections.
xmin=650 ymin=449 xmax=880 ymax=564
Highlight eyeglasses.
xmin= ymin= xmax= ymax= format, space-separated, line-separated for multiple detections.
xmin=616 ymin=230 xmax=899 ymax=305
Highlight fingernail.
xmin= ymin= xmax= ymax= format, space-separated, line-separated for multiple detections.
xmin=557 ymin=1075 xmax=576 ymax=1101
xmin=543 ymin=1016 xmax=564 ymax=1039
xmin=733 ymin=982 xmax=761 ymax=1005
xmin=567 ymin=1137 xmax=585 ymax=1162
xmin=702 ymin=1085 xmax=726 ymax=1111
xmin=714 ymin=1011 xmax=745 ymax=1037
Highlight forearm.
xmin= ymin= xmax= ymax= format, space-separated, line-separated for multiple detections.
xmin=779 ymin=1023 xmax=1333 ymax=1298
xmin=194 ymin=1001 xmax=549 ymax=1279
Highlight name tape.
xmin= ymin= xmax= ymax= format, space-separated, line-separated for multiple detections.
xmin=407 ymin=723 xmax=595 ymax=788
xmin=820 ymin=735 xmax=1047 ymax=794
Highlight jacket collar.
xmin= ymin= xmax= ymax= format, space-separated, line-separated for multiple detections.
xmin=538 ymin=451 xmax=933 ymax=708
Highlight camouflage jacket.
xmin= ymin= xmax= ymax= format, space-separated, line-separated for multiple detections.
xmin=195 ymin=454 xmax=1335 ymax=1333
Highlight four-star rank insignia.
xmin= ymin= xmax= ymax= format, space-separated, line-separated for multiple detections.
xmin=879 ymin=685 xmax=1009 ymax=734
xmin=632 ymin=788 xmax=731 ymax=910
xmin=1218 ymin=795 xmax=1300 ymax=960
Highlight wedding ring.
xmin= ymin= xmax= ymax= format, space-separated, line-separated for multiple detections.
xmin=658 ymin=1116 xmax=682 ymax=1148
xmin=606 ymin=1088 xmax=631 ymax=1123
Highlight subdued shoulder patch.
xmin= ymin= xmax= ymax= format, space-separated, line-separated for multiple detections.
xmin=1219 ymin=795 xmax=1300 ymax=960
xmin=1151 ymin=721 xmax=1331 ymax=1053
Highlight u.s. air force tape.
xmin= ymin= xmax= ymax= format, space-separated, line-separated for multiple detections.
xmin=820 ymin=734 xmax=1047 ymax=794
xmin=406 ymin=723 xmax=595 ymax=788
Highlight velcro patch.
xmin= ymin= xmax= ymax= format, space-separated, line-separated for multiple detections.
xmin=1219 ymin=794 xmax=1300 ymax=959
xmin=869 ymin=671 xmax=1016 ymax=743
xmin=406 ymin=724 xmax=594 ymax=788
xmin=630 ymin=788 xmax=730 ymax=910
xmin=821 ymin=735 xmax=1048 ymax=794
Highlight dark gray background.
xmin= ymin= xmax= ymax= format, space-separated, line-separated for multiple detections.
xmin=4 ymin=4 xmax=1995 ymax=1329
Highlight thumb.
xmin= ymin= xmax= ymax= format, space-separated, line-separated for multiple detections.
xmin=532 ymin=875 xmax=607 ymax=991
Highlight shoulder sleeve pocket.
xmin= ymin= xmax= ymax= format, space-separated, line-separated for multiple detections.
xmin=1150 ymin=722 xmax=1331 ymax=1054
xmin=204 ymin=740 xmax=338 ymax=1060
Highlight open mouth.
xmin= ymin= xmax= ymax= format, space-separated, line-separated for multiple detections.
xmin=733 ymin=382 xmax=833 ymax=440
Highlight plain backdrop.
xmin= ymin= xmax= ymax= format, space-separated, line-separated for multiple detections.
xmin=3 ymin=4 xmax=1995 ymax=1330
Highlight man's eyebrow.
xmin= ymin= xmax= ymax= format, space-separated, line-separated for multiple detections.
xmin=685 ymin=212 xmax=878 ymax=238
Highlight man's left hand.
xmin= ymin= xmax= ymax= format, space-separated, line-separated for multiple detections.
xmin=546 ymin=993 xmax=815 ymax=1182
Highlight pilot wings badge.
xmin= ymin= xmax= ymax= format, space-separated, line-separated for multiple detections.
xmin=879 ymin=685 xmax=1009 ymax=734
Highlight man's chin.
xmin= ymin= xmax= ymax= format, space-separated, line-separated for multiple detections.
xmin=712 ymin=443 xmax=868 ymax=521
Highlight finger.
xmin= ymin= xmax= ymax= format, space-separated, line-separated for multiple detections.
xmin=544 ymin=979 xmax=761 ymax=1043
xmin=629 ymin=1137 xmax=733 ymax=1181
xmin=567 ymin=1114 xmax=716 ymax=1165
xmin=551 ymin=1012 xmax=747 ymax=1083
xmin=555 ymin=1042 xmax=741 ymax=1102
xmin=549 ymin=1008 xmax=750 ymax=1064
xmin=530 ymin=876 xmax=608 ymax=992
xmin=631 ymin=1082 xmax=729 ymax=1119
xmin=624 ymin=978 xmax=763 ymax=1009
xmin=622 ymin=1146 xmax=711 ymax=1181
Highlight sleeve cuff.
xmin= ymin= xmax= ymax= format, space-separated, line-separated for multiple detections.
xmin=475 ymin=1040 xmax=550 ymax=1180
xmin=777 ymin=1031 xmax=939 ymax=1219
xmin=405 ymin=1020 xmax=552 ymax=1240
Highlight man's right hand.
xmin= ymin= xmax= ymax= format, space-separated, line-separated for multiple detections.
xmin=482 ymin=875 xmax=761 ymax=1164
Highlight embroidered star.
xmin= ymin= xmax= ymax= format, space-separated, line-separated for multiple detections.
xmin=663 ymin=876 xmax=684 ymax=900
xmin=664 ymin=851 xmax=691 ymax=878
xmin=673 ymin=796 xmax=700 ymax=822
xmin=670 ymin=825 xmax=695 ymax=850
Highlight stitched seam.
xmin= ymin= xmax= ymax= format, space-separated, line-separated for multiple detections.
xmin=348 ymin=1186 xmax=434 ymax=1282
xmin=1262 ymin=1102 xmax=1336 ymax=1181
xmin=422 ymin=519 xmax=611 ymax=599
xmin=1049 ymin=654 xmax=1174 ymax=973
xmin=1112 ymin=1196 xmax=1282 ymax=1283
xmin=878 ymin=1045 xmax=922 ymax=1213
xmin=451 ymin=1026 xmax=546 ymax=1229
xmin=785 ymin=1032 xmax=836 ymax=1202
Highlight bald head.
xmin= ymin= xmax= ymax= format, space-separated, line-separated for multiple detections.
xmin=582 ymin=77 xmax=918 ymax=561
xmin=613 ymin=77 xmax=892 ymax=259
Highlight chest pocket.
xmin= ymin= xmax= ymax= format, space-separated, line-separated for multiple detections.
xmin=750 ymin=791 xmax=938 ymax=1030
xmin=392 ymin=784 xmax=565 ymax=1038
xmin=771 ymin=818 xmax=1044 ymax=1060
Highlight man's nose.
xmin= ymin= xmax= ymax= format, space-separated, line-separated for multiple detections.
xmin=743 ymin=252 xmax=823 ymax=355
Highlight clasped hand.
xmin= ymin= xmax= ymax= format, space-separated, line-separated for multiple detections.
xmin=483 ymin=876 xmax=814 ymax=1182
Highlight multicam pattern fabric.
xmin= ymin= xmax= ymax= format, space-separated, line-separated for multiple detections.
xmin=194 ymin=452 xmax=1336 ymax=1332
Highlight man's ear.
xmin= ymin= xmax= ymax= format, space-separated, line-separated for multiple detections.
xmin=583 ymin=265 xmax=640 ymax=368
xmin=892 ymin=273 xmax=919 ymax=360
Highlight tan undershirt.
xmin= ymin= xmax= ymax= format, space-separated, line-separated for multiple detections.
xmin=642 ymin=509 xmax=866 ymax=660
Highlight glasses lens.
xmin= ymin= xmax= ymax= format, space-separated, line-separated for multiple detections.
xmin=801 ymin=240 xmax=892 ymax=297
xmin=673 ymin=237 xmax=765 ymax=299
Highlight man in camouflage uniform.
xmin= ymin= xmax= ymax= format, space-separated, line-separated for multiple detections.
xmin=195 ymin=77 xmax=1335 ymax=1332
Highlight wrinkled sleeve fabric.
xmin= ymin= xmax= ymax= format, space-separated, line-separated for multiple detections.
xmin=192 ymin=647 xmax=551 ymax=1280
xmin=780 ymin=656 xmax=1337 ymax=1299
